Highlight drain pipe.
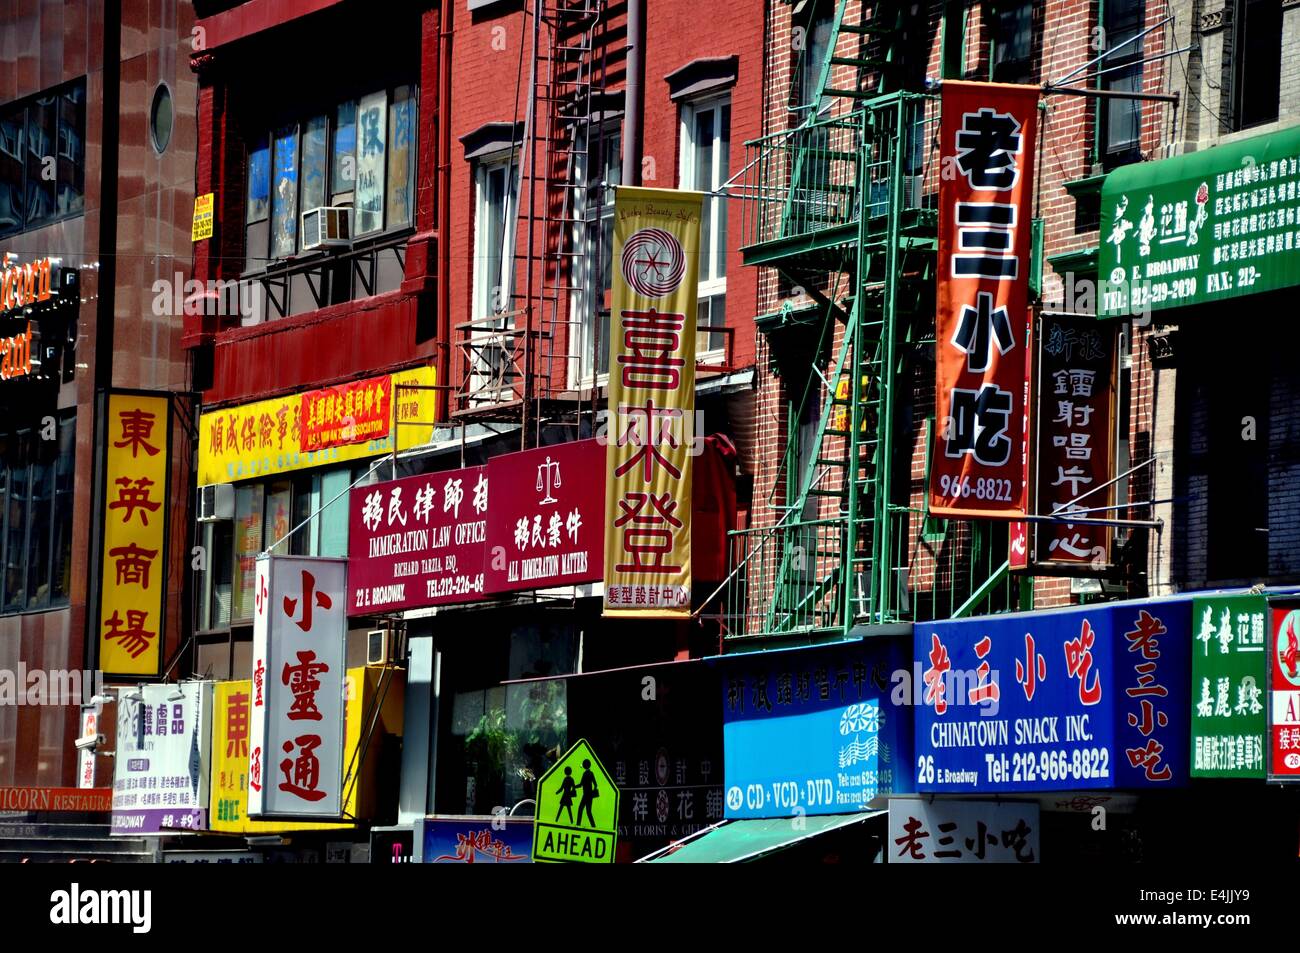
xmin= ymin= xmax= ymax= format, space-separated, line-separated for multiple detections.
xmin=622 ymin=0 xmax=645 ymax=186
xmin=437 ymin=0 xmax=454 ymax=417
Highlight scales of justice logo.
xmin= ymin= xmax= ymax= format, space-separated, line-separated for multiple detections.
xmin=620 ymin=227 xmax=686 ymax=298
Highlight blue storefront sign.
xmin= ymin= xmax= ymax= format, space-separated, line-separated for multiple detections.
xmin=720 ymin=637 xmax=914 ymax=820
xmin=913 ymin=599 xmax=1191 ymax=792
xmin=416 ymin=816 xmax=534 ymax=863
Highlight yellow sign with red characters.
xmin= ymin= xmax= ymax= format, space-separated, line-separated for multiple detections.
xmin=98 ymin=392 xmax=171 ymax=677
xmin=602 ymin=187 xmax=703 ymax=618
xmin=197 ymin=365 xmax=436 ymax=486
xmin=209 ymin=676 xmax=361 ymax=833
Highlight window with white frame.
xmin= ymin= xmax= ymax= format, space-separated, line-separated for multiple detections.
xmin=681 ymin=96 xmax=730 ymax=359
xmin=571 ymin=123 xmax=621 ymax=387
xmin=472 ymin=153 xmax=520 ymax=399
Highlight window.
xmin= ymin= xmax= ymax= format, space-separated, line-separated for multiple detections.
xmin=0 ymin=413 xmax=75 ymax=615
xmin=473 ymin=155 xmax=519 ymax=320
xmin=1098 ymin=0 xmax=1143 ymax=169
xmin=681 ymin=97 xmax=730 ymax=358
xmin=435 ymin=620 xmax=576 ymax=815
xmin=0 ymin=79 xmax=86 ymax=238
xmin=200 ymin=466 xmax=353 ymax=631
xmin=797 ymin=4 xmax=835 ymax=115
xmin=471 ymin=153 xmax=520 ymax=400
xmin=150 ymin=84 xmax=173 ymax=154
xmin=572 ymin=124 xmax=621 ymax=385
xmin=990 ymin=1 xmax=1034 ymax=84
xmin=243 ymin=85 xmax=418 ymax=267
xmin=1230 ymin=0 xmax=1282 ymax=131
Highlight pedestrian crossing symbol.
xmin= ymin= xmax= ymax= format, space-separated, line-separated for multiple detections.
xmin=532 ymin=739 xmax=619 ymax=864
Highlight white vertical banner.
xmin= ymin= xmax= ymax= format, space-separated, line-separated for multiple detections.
xmin=248 ymin=555 xmax=348 ymax=819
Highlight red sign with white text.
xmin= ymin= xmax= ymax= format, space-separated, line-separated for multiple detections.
xmin=347 ymin=467 xmax=489 ymax=614
xmin=931 ymin=81 xmax=1039 ymax=518
xmin=485 ymin=439 xmax=605 ymax=593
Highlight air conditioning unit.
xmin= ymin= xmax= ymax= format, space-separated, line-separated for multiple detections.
xmin=197 ymin=483 xmax=234 ymax=522
xmin=367 ymin=629 xmax=396 ymax=667
xmin=301 ymin=206 xmax=352 ymax=250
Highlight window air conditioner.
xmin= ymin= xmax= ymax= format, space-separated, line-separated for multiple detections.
xmin=301 ymin=206 xmax=352 ymax=250
xmin=367 ymin=629 xmax=395 ymax=667
xmin=198 ymin=483 xmax=234 ymax=522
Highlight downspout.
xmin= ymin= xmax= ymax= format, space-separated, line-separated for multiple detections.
xmin=621 ymin=0 xmax=645 ymax=186
xmin=438 ymin=0 xmax=454 ymax=419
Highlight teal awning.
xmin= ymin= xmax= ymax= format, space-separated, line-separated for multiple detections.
xmin=640 ymin=810 xmax=886 ymax=863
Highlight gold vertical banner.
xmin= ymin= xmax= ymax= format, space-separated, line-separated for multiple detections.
xmin=99 ymin=393 xmax=171 ymax=676
xmin=603 ymin=187 xmax=704 ymax=618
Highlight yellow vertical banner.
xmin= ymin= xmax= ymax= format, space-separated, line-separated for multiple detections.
xmin=209 ymin=677 xmax=361 ymax=833
xmin=99 ymin=393 xmax=171 ymax=676
xmin=602 ymin=187 xmax=704 ymax=618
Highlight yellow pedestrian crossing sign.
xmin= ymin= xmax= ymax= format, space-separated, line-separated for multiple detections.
xmin=532 ymin=739 xmax=620 ymax=864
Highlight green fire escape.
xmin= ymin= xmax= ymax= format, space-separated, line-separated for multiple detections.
xmin=722 ymin=0 xmax=1018 ymax=643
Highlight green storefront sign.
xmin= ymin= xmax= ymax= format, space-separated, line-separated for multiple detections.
xmin=1190 ymin=594 xmax=1268 ymax=778
xmin=1098 ymin=124 xmax=1300 ymax=317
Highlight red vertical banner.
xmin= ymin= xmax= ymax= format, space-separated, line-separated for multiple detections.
xmin=931 ymin=82 xmax=1039 ymax=518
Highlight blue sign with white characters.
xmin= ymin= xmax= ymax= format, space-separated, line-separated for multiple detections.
xmin=720 ymin=638 xmax=914 ymax=820
xmin=913 ymin=599 xmax=1191 ymax=793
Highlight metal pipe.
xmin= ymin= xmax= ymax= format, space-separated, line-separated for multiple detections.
xmin=438 ymin=0 xmax=453 ymax=422
xmin=1043 ymin=85 xmax=1180 ymax=104
xmin=1047 ymin=14 xmax=1173 ymax=86
xmin=622 ymin=0 xmax=645 ymax=187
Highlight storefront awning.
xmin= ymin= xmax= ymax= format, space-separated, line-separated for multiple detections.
xmin=639 ymin=810 xmax=886 ymax=863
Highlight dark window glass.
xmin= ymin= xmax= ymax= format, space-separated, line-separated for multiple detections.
xmin=24 ymin=95 xmax=58 ymax=227
xmin=50 ymin=416 xmax=75 ymax=602
xmin=990 ymin=1 xmax=1034 ymax=83
xmin=331 ymin=101 xmax=357 ymax=200
xmin=57 ymin=84 xmax=86 ymax=216
xmin=150 ymin=84 xmax=173 ymax=154
xmin=0 ymin=103 xmax=24 ymax=237
xmin=3 ymin=432 xmax=30 ymax=612
xmin=301 ymin=114 xmax=328 ymax=214
xmin=1100 ymin=0 xmax=1143 ymax=168
xmin=1232 ymin=0 xmax=1282 ymax=130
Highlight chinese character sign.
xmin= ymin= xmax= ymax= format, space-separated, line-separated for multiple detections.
xmin=248 ymin=556 xmax=347 ymax=818
xmin=1190 ymin=595 xmax=1267 ymax=778
xmin=347 ymin=466 xmax=488 ymax=614
xmin=196 ymin=366 xmax=435 ymax=486
xmin=721 ymin=639 xmax=914 ymax=819
xmin=111 ymin=682 xmax=212 ymax=835
xmin=914 ymin=600 xmax=1190 ymax=792
xmin=1033 ymin=315 xmax=1119 ymax=567
xmin=486 ymin=439 xmax=604 ymax=593
xmin=932 ymin=82 xmax=1039 ymax=518
xmin=1268 ymin=601 xmax=1300 ymax=781
xmin=210 ymin=678 xmax=359 ymax=833
xmin=603 ymin=187 xmax=703 ymax=617
xmin=1099 ymin=124 xmax=1300 ymax=317
xmin=888 ymin=798 xmax=1039 ymax=863
xmin=99 ymin=392 xmax=171 ymax=677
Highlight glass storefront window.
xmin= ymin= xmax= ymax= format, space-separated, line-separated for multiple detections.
xmin=0 ymin=413 xmax=75 ymax=616
xmin=439 ymin=621 xmax=577 ymax=815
